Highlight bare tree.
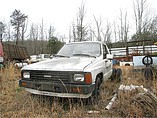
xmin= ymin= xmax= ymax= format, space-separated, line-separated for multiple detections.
xmin=88 ymin=26 xmax=95 ymax=41
xmin=72 ymin=3 xmax=88 ymax=42
xmin=0 ymin=22 xmax=5 ymax=42
xmin=5 ymin=23 xmax=12 ymax=41
xmin=93 ymin=16 xmax=103 ymax=41
xmin=149 ymin=16 xmax=157 ymax=33
xmin=120 ymin=10 xmax=124 ymax=45
xmin=39 ymin=19 xmax=44 ymax=53
xmin=48 ymin=25 xmax=55 ymax=39
xmin=133 ymin=0 xmax=154 ymax=54
xmin=68 ymin=26 xmax=72 ymax=42
xmin=124 ymin=12 xmax=129 ymax=45
xmin=2 ymin=22 xmax=14 ymax=42
xmin=133 ymin=0 xmax=147 ymax=35
xmin=21 ymin=18 xmax=28 ymax=45
xmin=29 ymin=23 xmax=38 ymax=54
xmin=113 ymin=21 xmax=117 ymax=42
xmin=77 ymin=3 xmax=85 ymax=41
xmin=102 ymin=21 xmax=112 ymax=44
xmin=117 ymin=10 xmax=129 ymax=47
xmin=72 ymin=22 xmax=76 ymax=42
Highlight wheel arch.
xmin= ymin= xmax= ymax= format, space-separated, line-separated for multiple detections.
xmin=96 ymin=72 xmax=103 ymax=83
xmin=125 ymin=63 xmax=130 ymax=66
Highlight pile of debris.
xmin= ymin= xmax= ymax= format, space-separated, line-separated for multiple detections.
xmin=105 ymin=84 xmax=157 ymax=117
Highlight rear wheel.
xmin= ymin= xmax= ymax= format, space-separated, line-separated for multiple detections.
xmin=116 ymin=68 xmax=122 ymax=82
xmin=110 ymin=68 xmax=122 ymax=82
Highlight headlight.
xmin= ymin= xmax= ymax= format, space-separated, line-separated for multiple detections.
xmin=23 ymin=72 xmax=30 ymax=78
xmin=74 ymin=74 xmax=84 ymax=82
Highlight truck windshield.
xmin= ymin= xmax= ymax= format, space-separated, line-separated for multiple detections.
xmin=57 ymin=42 xmax=101 ymax=57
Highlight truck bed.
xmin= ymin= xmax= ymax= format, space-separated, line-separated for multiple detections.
xmin=2 ymin=43 xmax=30 ymax=61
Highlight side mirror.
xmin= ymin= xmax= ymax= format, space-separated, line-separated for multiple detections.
xmin=106 ymin=54 xmax=113 ymax=60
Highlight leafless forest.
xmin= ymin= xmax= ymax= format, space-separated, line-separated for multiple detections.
xmin=0 ymin=0 xmax=157 ymax=55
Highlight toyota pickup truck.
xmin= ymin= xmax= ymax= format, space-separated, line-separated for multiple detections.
xmin=19 ymin=41 xmax=113 ymax=100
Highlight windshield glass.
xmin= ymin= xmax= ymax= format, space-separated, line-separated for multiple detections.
xmin=57 ymin=42 xmax=101 ymax=57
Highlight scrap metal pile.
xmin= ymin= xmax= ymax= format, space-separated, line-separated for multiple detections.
xmin=105 ymin=84 xmax=157 ymax=117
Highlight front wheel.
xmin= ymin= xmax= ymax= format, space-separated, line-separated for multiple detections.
xmin=89 ymin=76 xmax=101 ymax=104
xmin=83 ymin=76 xmax=101 ymax=105
xmin=92 ymin=76 xmax=101 ymax=99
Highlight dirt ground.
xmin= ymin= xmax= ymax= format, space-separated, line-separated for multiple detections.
xmin=1 ymin=65 xmax=157 ymax=117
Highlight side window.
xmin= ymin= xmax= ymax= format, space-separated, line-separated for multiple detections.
xmin=103 ymin=45 xmax=108 ymax=59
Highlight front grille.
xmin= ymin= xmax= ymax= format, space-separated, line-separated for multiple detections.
xmin=30 ymin=71 xmax=71 ymax=83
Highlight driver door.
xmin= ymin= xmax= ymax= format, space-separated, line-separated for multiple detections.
xmin=103 ymin=44 xmax=112 ymax=79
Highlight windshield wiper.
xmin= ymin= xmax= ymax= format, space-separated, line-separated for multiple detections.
xmin=54 ymin=54 xmax=70 ymax=58
xmin=73 ymin=54 xmax=96 ymax=58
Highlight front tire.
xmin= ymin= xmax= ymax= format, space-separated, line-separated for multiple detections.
xmin=83 ymin=76 xmax=101 ymax=105
xmin=88 ymin=76 xmax=101 ymax=104
xmin=93 ymin=76 xmax=101 ymax=100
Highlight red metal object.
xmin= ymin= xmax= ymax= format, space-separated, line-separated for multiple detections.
xmin=0 ymin=42 xmax=4 ymax=57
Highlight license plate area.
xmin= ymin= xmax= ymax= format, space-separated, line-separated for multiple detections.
xmin=34 ymin=84 xmax=54 ymax=92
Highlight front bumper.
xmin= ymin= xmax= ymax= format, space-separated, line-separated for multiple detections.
xmin=19 ymin=79 xmax=95 ymax=98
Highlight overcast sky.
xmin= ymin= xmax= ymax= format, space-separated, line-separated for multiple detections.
xmin=0 ymin=0 xmax=157 ymax=39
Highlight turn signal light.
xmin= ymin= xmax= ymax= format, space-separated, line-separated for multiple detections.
xmin=21 ymin=82 xmax=27 ymax=87
xmin=85 ymin=73 xmax=92 ymax=84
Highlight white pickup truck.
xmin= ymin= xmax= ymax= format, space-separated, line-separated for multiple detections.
xmin=19 ymin=41 xmax=113 ymax=100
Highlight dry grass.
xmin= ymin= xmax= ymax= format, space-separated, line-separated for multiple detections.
xmin=0 ymin=64 xmax=157 ymax=117
xmin=111 ymin=66 xmax=157 ymax=117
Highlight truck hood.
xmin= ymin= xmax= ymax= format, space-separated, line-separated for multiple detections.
xmin=22 ymin=57 xmax=96 ymax=71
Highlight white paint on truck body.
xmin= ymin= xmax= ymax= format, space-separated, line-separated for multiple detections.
xmin=20 ymin=41 xmax=113 ymax=98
